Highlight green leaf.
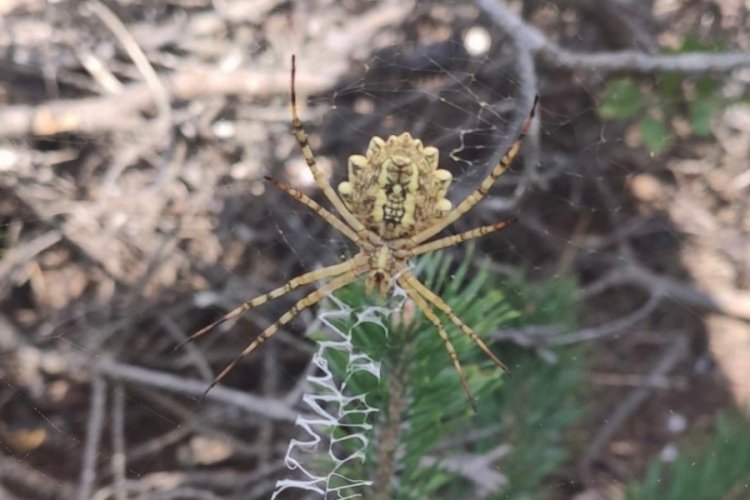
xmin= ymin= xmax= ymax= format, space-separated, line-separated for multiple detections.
xmin=657 ymin=73 xmax=683 ymax=100
xmin=640 ymin=117 xmax=672 ymax=153
xmin=598 ymin=79 xmax=645 ymax=119
xmin=689 ymin=98 xmax=721 ymax=137
xmin=679 ymin=36 xmax=726 ymax=53
xmin=695 ymin=76 xmax=720 ymax=98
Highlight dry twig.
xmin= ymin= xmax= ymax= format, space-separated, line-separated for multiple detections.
xmin=578 ymin=335 xmax=690 ymax=481
xmin=0 ymin=67 xmax=334 ymax=138
xmin=110 ymin=384 xmax=127 ymax=500
xmin=94 ymin=358 xmax=301 ymax=423
xmin=0 ymin=453 xmax=76 ymax=500
xmin=477 ymin=0 xmax=750 ymax=74
xmin=78 ymin=376 xmax=107 ymax=500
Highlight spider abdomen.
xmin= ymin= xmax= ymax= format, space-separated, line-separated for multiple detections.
xmin=338 ymin=132 xmax=453 ymax=240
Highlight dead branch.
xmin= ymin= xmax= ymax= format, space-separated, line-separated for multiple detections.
xmin=493 ymin=261 xmax=750 ymax=348
xmin=78 ymin=376 xmax=107 ymax=500
xmin=421 ymin=445 xmax=512 ymax=498
xmin=91 ymin=468 xmax=284 ymax=500
xmin=0 ymin=0 xmax=415 ymax=140
xmin=590 ymin=262 xmax=750 ymax=322
xmin=110 ymin=384 xmax=127 ymax=500
xmin=94 ymin=358 xmax=301 ymax=423
xmin=0 ymin=67 xmax=335 ymax=138
xmin=85 ymin=0 xmax=171 ymax=132
xmin=578 ymin=335 xmax=690 ymax=481
xmin=550 ymin=292 xmax=663 ymax=345
xmin=0 ymin=453 xmax=76 ymax=500
xmin=477 ymin=0 xmax=750 ymax=74
xmin=0 ymin=231 xmax=62 ymax=300
xmin=626 ymin=263 xmax=750 ymax=321
xmin=132 ymin=387 xmax=263 ymax=457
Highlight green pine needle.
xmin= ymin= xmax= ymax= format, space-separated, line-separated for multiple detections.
xmin=312 ymin=250 xmax=588 ymax=498
xmin=626 ymin=413 xmax=750 ymax=500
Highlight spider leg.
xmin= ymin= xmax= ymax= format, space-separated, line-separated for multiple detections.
xmin=409 ymin=220 xmax=513 ymax=256
xmin=410 ymin=96 xmax=539 ymax=245
xmin=290 ymin=55 xmax=368 ymax=236
xmin=402 ymin=270 xmax=509 ymax=372
xmin=397 ymin=275 xmax=478 ymax=412
xmin=178 ymin=254 xmax=368 ymax=351
xmin=264 ymin=176 xmax=362 ymax=245
xmin=203 ymin=265 xmax=367 ymax=396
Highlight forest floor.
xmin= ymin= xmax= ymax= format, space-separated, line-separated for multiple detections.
xmin=1 ymin=0 xmax=749 ymax=499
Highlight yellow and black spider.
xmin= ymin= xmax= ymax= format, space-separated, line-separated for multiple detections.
xmin=185 ymin=55 xmax=538 ymax=409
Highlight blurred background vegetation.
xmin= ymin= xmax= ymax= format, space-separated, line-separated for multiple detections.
xmin=1 ymin=0 xmax=749 ymax=498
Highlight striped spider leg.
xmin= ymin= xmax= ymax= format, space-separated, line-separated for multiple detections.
xmin=185 ymin=54 xmax=538 ymax=408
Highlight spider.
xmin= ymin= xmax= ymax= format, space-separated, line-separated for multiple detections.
xmin=184 ymin=55 xmax=538 ymax=410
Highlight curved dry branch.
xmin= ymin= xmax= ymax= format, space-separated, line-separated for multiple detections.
xmin=477 ymin=0 xmax=750 ymax=74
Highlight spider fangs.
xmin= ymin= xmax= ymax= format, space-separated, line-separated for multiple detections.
xmin=183 ymin=55 xmax=539 ymax=411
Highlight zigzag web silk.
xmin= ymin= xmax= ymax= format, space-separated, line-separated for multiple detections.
xmin=272 ymin=284 xmax=407 ymax=498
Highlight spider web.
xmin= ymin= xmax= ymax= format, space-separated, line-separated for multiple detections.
xmin=272 ymin=290 xmax=404 ymax=499
xmin=1 ymin=0 xmax=747 ymax=499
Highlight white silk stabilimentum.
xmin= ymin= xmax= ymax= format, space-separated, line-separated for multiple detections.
xmin=272 ymin=289 xmax=405 ymax=499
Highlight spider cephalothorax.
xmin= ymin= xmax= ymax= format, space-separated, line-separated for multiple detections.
xmin=185 ymin=55 xmax=538 ymax=410
xmin=338 ymin=133 xmax=453 ymax=240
